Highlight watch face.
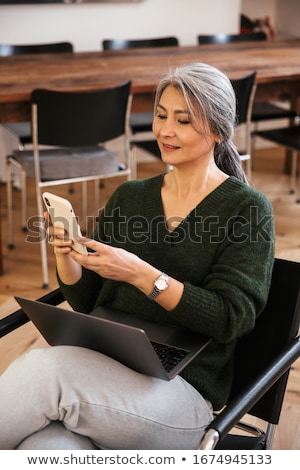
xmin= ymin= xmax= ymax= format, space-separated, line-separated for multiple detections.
xmin=155 ymin=279 xmax=168 ymax=290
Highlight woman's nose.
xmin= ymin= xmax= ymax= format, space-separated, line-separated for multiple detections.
xmin=159 ymin=118 xmax=176 ymax=136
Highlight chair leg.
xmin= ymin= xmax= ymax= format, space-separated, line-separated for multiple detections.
xmin=40 ymin=234 xmax=49 ymax=289
xmin=264 ymin=423 xmax=277 ymax=449
xmin=290 ymin=151 xmax=297 ymax=195
xmin=6 ymin=158 xmax=15 ymax=249
xmin=130 ymin=144 xmax=137 ymax=180
xmin=82 ymin=181 xmax=88 ymax=234
xmin=94 ymin=179 xmax=100 ymax=215
xmin=36 ymin=188 xmax=49 ymax=289
xmin=245 ymin=158 xmax=252 ymax=181
xmin=21 ymin=168 xmax=27 ymax=231
xmin=250 ymin=122 xmax=259 ymax=157
xmin=6 ymin=158 xmax=28 ymax=247
xmin=68 ymin=183 xmax=75 ymax=194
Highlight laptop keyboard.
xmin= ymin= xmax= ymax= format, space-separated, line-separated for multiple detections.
xmin=151 ymin=341 xmax=189 ymax=372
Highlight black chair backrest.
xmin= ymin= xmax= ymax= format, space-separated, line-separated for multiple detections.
xmin=198 ymin=32 xmax=267 ymax=45
xmin=0 ymin=42 xmax=73 ymax=56
xmin=230 ymin=72 xmax=256 ymax=125
xmin=31 ymin=81 xmax=131 ymax=147
xmin=229 ymin=258 xmax=300 ymax=423
xmin=102 ymin=36 xmax=179 ymax=50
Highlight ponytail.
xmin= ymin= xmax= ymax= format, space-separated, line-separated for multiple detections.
xmin=214 ymin=141 xmax=248 ymax=184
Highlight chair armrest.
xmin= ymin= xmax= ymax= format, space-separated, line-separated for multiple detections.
xmin=0 ymin=288 xmax=65 ymax=338
xmin=199 ymin=336 xmax=300 ymax=449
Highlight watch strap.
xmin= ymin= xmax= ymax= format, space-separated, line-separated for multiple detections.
xmin=147 ymin=272 xmax=169 ymax=300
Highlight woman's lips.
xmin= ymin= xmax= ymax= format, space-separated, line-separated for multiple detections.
xmin=162 ymin=143 xmax=179 ymax=151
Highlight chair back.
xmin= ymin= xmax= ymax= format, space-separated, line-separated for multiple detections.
xmin=102 ymin=36 xmax=178 ymax=50
xmin=0 ymin=42 xmax=73 ymax=56
xmin=31 ymin=81 xmax=131 ymax=147
xmin=229 ymin=258 xmax=300 ymax=423
xmin=197 ymin=32 xmax=267 ymax=45
xmin=230 ymin=72 xmax=256 ymax=126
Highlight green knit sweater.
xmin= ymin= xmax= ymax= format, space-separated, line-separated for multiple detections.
xmin=58 ymin=174 xmax=275 ymax=410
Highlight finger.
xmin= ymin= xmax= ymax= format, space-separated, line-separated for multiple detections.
xmin=69 ymin=249 xmax=93 ymax=265
xmin=76 ymin=236 xmax=94 ymax=244
xmin=47 ymin=226 xmax=66 ymax=238
xmin=76 ymin=237 xmax=107 ymax=252
xmin=48 ymin=236 xmax=73 ymax=248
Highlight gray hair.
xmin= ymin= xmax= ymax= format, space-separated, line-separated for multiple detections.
xmin=154 ymin=62 xmax=247 ymax=183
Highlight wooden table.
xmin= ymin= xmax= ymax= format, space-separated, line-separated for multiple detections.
xmin=1 ymin=38 xmax=300 ymax=123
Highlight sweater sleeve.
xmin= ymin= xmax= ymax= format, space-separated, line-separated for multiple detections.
xmin=57 ymin=267 xmax=103 ymax=313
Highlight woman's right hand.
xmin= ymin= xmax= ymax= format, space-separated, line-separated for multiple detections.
xmin=44 ymin=211 xmax=73 ymax=256
xmin=44 ymin=211 xmax=82 ymax=285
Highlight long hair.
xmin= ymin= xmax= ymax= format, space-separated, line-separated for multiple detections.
xmin=154 ymin=62 xmax=248 ymax=183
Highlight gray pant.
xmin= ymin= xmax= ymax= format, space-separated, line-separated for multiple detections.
xmin=0 ymin=346 xmax=213 ymax=450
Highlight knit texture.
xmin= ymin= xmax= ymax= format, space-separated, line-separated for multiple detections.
xmin=58 ymin=174 xmax=275 ymax=410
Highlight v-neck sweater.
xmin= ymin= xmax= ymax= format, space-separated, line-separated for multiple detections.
xmin=58 ymin=174 xmax=275 ymax=410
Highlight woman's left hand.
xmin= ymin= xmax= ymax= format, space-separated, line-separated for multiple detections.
xmin=71 ymin=238 xmax=184 ymax=311
xmin=69 ymin=238 xmax=144 ymax=285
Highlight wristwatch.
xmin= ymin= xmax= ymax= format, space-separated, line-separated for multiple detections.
xmin=147 ymin=272 xmax=169 ymax=300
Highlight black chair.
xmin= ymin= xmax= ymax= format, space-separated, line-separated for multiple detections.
xmin=231 ymin=72 xmax=257 ymax=178
xmin=199 ymin=258 xmax=300 ymax=450
xmin=197 ymin=32 xmax=268 ymax=44
xmin=6 ymin=81 xmax=132 ymax=288
xmin=102 ymin=36 xmax=179 ymax=177
xmin=0 ymin=258 xmax=299 ymax=450
xmin=197 ymin=34 xmax=299 ymax=137
xmin=252 ymin=125 xmax=300 ymax=201
xmin=0 ymin=42 xmax=74 ymax=148
xmin=102 ymin=36 xmax=179 ymax=51
xmin=0 ymin=42 xmax=73 ymax=56
xmin=132 ymin=72 xmax=257 ymax=179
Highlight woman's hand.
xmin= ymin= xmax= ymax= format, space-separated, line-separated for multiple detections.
xmin=46 ymin=225 xmax=74 ymax=256
xmin=69 ymin=238 xmax=144 ymax=285
xmin=69 ymin=239 xmax=184 ymax=311
xmin=46 ymin=214 xmax=184 ymax=308
xmin=44 ymin=211 xmax=82 ymax=285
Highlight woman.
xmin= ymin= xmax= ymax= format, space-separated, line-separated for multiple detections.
xmin=0 ymin=63 xmax=274 ymax=450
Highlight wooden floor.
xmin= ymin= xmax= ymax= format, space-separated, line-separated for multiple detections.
xmin=0 ymin=147 xmax=299 ymax=449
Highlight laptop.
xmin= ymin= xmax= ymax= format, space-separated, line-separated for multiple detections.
xmin=15 ymin=296 xmax=211 ymax=381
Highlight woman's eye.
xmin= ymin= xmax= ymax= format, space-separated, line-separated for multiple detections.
xmin=156 ymin=114 xmax=167 ymax=120
xmin=178 ymin=119 xmax=191 ymax=125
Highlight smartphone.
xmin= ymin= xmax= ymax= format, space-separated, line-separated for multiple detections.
xmin=42 ymin=192 xmax=88 ymax=255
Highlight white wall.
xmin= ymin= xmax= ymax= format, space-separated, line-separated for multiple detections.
xmin=0 ymin=0 xmax=241 ymax=52
xmin=276 ymin=0 xmax=300 ymax=37
xmin=242 ymin=0 xmax=300 ymax=38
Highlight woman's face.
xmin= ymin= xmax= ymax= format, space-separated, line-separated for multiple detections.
xmin=152 ymin=85 xmax=218 ymax=168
